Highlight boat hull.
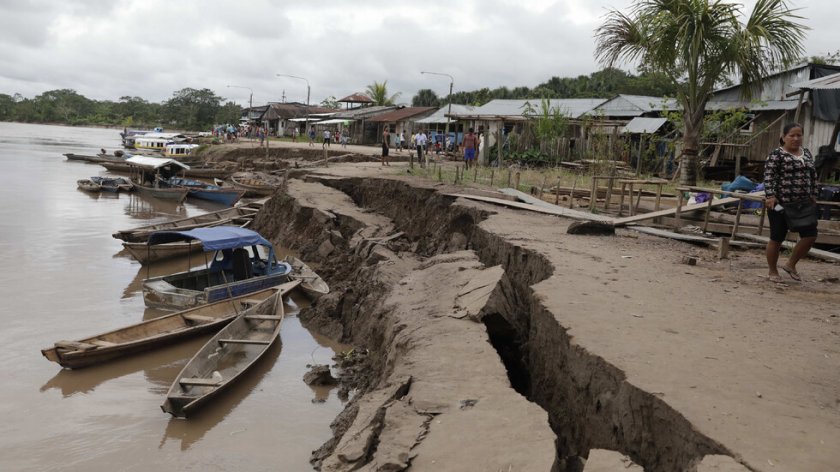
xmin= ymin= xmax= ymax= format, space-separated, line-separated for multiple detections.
xmin=143 ymin=267 xmax=292 ymax=310
xmin=113 ymin=207 xmax=257 ymax=243
xmin=187 ymin=188 xmax=246 ymax=206
xmin=161 ymin=282 xmax=296 ymax=417
xmin=123 ymin=240 xmax=205 ymax=265
xmin=134 ymin=184 xmax=189 ymax=202
xmin=39 ymin=286 xmax=293 ymax=369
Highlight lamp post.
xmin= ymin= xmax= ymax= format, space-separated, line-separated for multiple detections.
xmin=226 ymin=84 xmax=253 ymax=126
xmin=421 ymin=71 xmax=454 ymax=158
xmin=276 ymin=74 xmax=310 ymax=141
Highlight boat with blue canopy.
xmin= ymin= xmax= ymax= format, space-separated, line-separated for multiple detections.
xmin=141 ymin=226 xmax=293 ymax=310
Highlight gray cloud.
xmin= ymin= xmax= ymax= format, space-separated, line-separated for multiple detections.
xmin=0 ymin=0 xmax=832 ymax=107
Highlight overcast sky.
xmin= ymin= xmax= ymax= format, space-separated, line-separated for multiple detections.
xmin=0 ymin=0 xmax=835 ymax=107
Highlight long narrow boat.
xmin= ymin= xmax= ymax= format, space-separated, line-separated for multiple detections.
xmin=77 ymin=178 xmax=101 ymax=192
xmin=122 ymin=240 xmax=205 ymax=264
xmin=161 ymin=282 xmax=290 ymax=417
xmin=230 ymin=172 xmax=282 ymax=197
xmin=165 ymin=177 xmax=246 ymax=206
xmin=40 ymin=282 xmax=299 ymax=369
xmin=134 ymin=183 xmax=189 ymax=202
xmin=100 ymin=161 xmax=233 ymax=179
xmin=284 ymin=256 xmax=329 ymax=297
xmin=113 ymin=206 xmax=258 ymax=243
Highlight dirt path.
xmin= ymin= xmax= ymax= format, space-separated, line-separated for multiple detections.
xmin=252 ymin=161 xmax=840 ymax=471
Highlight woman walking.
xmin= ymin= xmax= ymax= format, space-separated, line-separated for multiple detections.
xmin=764 ymin=123 xmax=819 ymax=282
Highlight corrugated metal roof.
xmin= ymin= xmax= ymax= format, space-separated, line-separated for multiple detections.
xmin=622 ymin=117 xmax=668 ymax=134
xmin=594 ymin=95 xmax=678 ymax=117
xmin=332 ymin=105 xmax=397 ymax=119
xmin=338 ymin=93 xmax=373 ymax=103
xmin=126 ymin=156 xmax=190 ymax=170
xmin=415 ymin=104 xmax=476 ymax=123
xmin=450 ymin=98 xmax=607 ymax=119
xmin=706 ymin=100 xmax=799 ymax=111
xmin=790 ymin=72 xmax=840 ymax=90
xmin=367 ymin=107 xmax=437 ymax=123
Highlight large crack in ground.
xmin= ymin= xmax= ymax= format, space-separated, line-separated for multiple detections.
xmin=251 ymin=175 xmax=748 ymax=471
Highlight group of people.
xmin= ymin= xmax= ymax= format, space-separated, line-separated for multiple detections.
xmin=378 ymin=127 xmax=483 ymax=169
xmin=305 ymin=128 xmax=348 ymax=148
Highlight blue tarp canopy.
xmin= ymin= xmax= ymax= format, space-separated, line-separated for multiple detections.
xmin=147 ymin=226 xmax=272 ymax=251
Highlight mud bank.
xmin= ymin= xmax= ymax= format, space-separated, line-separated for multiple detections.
xmin=251 ymin=169 xmax=840 ymax=471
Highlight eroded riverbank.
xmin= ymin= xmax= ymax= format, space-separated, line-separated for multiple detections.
xmin=247 ymin=160 xmax=840 ymax=472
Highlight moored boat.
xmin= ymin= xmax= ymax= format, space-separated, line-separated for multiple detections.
xmin=164 ymin=177 xmax=246 ymax=206
xmin=125 ymin=156 xmax=191 ymax=203
xmin=77 ymin=178 xmax=101 ymax=192
xmin=230 ymin=172 xmax=283 ymax=197
xmin=160 ymin=282 xmax=293 ymax=417
xmin=123 ymin=240 xmax=204 ymax=264
xmin=90 ymin=176 xmax=133 ymax=192
xmin=112 ymin=206 xmax=258 ymax=243
xmin=283 ymin=255 xmax=329 ymax=297
xmin=40 ymin=283 xmax=298 ymax=369
xmin=142 ymin=226 xmax=293 ymax=310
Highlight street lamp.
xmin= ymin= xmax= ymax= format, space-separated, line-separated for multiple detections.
xmin=276 ymin=74 xmax=310 ymax=140
xmin=421 ymin=71 xmax=454 ymax=161
xmin=226 ymin=84 xmax=253 ymax=125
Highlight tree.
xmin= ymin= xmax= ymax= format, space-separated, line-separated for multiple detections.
xmin=595 ymin=0 xmax=807 ymax=185
xmin=320 ymin=96 xmax=340 ymax=109
xmin=412 ymin=88 xmax=440 ymax=107
xmin=163 ymin=88 xmax=225 ymax=130
xmin=365 ymin=80 xmax=401 ymax=106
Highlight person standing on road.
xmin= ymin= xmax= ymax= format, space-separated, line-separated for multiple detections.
xmin=381 ymin=126 xmax=391 ymax=166
xmin=461 ymin=127 xmax=479 ymax=170
xmin=394 ymin=130 xmax=401 ymax=153
xmin=763 ymin=122 xmax=818 ymax=283
xmin=308 ymin=128 xmax=315 ymax=147
xmin=415 ymin=130 xmax=427 ymax=167
xmin=322 ymin=129 xmax=331 ymax=148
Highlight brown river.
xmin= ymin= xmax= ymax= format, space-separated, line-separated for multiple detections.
xmin=0 ymin=123 xmax=346 ymax=471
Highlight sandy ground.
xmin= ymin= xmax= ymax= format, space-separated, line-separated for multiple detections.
xmin=249 ymin=149 xmax=840 ymax=471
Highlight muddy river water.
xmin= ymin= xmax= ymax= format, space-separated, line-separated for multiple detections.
xmin=0 ymin=123 xmax=345 ymax=471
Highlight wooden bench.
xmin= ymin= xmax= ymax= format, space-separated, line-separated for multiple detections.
xmin=179 ymin=377 xmax=223 ymax=386
xmin=182 ymin=314 xmax=216 ymax=323
xmin=218 ymin=339 xmax=272 ymax=345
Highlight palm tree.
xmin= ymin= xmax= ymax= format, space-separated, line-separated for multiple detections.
xmin=595 ymin=0 xmax=807 ymax=185
xmin=365 ymin=80 xmax=401 ymax=106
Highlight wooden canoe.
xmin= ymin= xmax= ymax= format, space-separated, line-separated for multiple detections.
xmin=99 ymin=161 xmax=233 ymax=179
xmin=284 ymin=255 xmax=329 ymax=297
xmin=161 ymin=280 xmax=299 ymax=417
xmin=40 ymin=282 xmax=299 ymax=369
xmin=122 ymin=240 xmax=205 ymax=265
xmin=113 ymin=206 xmax=258 ymax=243
xmin=230 ymin=172 xmax=281 ymax=197
xmin=133 ymin=183 xmax=189 ymax=202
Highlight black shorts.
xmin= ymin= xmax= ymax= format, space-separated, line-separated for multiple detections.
xmin=382 ymin=143 xmax=389 ymax=156
xmin=768 ymin=208 xmax=818 ymax=242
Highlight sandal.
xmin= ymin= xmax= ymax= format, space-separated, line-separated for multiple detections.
xmin=780 ymin=265 xmax=801 ymax=281
xmin=768 ymin=275 xmax=784 ymax=283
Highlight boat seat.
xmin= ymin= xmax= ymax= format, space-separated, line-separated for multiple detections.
xmin=179 ymin=377 xmax=223 ymax=386
xmin=90 ymin=340 xmax=117 ymax=347
xmin=218 ymin=339 xmax=271 ymax=345
xmin=182 ymin=314 xmax=216 ymax=323
xmin=243 ymin=315 xmax=283 ymax=321
xmin=231 ymin=248 xmax=252 ymax=281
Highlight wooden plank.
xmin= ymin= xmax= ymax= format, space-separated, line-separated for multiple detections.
xmin=179 ymin=377 xmax=222 ymax=386
xmin=90 ymin=340 xmax=117 ymax=347
xmin=465 ymin=190 xmax=614 ymax=224
xmin=628 ymin=226 xmax=717 ymax=243
xmin=54 ymin=340 xmax=97 ymax=351
xmin=218 ymin=339 xmax=272 ymax=345
xmin=243 ymin=315 xmax=284 ymax=321
xmin=734 ymin=233 xmax=840 ymax=262
xmin=614 ymin=196 xmax=744 ymax=226
xmin=182 ymin=314 xmax=215 ymax=323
